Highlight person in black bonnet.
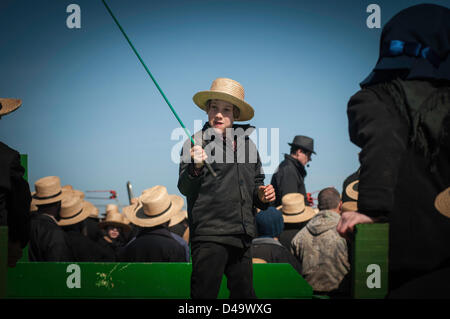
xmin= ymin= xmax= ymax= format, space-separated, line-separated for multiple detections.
xmin=337 ymin=4 xmax=450 ymax=298
xmin=0 ymin=98 xmax=32 ymax=267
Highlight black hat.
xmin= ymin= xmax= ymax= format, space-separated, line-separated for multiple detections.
xmin=288 ymin=135 xmax=316 ymax=154
xmin=360 ymin=4 xmax=450 ymax=87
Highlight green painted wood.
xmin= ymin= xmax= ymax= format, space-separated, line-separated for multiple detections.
xmin=19 ymin=154 xmax=28 ymax=182
xmin=6 ymin=262 xmax=312 ymax=299
xmin=352 ymin=223 xmax=389 ymax=299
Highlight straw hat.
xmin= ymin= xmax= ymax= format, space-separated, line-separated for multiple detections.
xmin=277 ymin=193 xmax=315 ymax=223
xmin=31 ymin=176 xmax=65 ymax=206
xmin=192 ymin=78 xmax=254 ymax=121
xmin=58 ymin=192 xmax=92 ymax=226
xmin=99 ymin=211 xmax=131 ymax=233
xmin=169 ymin=209 xmax=188 ymax=227
xmin=105 ymin=204 xmax=120 ymax=215
xmin=0 ymin=98 xmax=22 ymax=117
xmin=85 ymin=200 xmax=100 ymax=219
xmin=124 ymin=185 xmax=184 ymax=227
xmin=435 ymin=187 xmax=450 ymax=218
xmin=345 ymin=180 xmax=359 ymax=201
xmin=341 ymin=201 xmax=358 ymax=213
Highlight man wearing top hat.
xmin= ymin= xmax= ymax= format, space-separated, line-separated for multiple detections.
xmin=178 ymin=77 xmax=276 ymax=299
xmin=271 ymin=135 xmax=316 ymax=207
xmin=0 ymin=98 xmax=32 ymax=267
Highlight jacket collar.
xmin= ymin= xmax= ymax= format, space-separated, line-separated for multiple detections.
xmin=284 ymin=154 xmax=307 ymax=177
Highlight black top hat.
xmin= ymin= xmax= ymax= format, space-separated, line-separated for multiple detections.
xmin=288 ymin=135 xmax=316 ymax=154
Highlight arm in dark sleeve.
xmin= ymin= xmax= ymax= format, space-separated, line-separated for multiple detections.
xmin=279 ymin=165 xmax=303 ymax=199
xmin=253 ymin=152 xmax=269 ymax=210
xmin=7 ymin=152 xmax=31 ymax=248
xmin=177 ymin=139 xmax=203 ymax=197
xmin=347 ymin=88 xmax=409 ymax=218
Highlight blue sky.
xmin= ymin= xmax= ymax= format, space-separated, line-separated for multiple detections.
xmin=1 ymin=0 xmax=447 ymax=214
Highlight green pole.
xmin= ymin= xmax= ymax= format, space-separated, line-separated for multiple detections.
xmin=101 ymin=0 xmax=216 ymax=177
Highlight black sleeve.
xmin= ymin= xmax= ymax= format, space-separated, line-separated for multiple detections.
xmin=253 ymin=151 xmax=269 ymax=210
xmin=7 ymin=152 xmax=32 ymax=248
xmin=279 ymin=165 xmax=303 ymax=199
xmin=347 ymin=87 xmax=409 ymax=218
xmin=177 ymin=139 xmax=203 ymax=197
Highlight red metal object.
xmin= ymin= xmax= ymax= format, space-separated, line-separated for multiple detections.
xmin=85 ymin=190 xmax=117 ymax=200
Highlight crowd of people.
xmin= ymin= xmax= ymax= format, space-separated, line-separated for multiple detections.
xmin=1 ymin=4 xmax=449 ymax=299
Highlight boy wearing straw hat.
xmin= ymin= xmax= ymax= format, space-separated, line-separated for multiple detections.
xmin=0 ymin=98 xmax=32 ymax=267
xmin=59 ymin=191 xmax=115 ymax=261
xmin=97 ymin=210 xmax=130 ymax=259
xmin=28 ymin=176 xmax=73 ymax=261
xmin=120 ymin=186 xmax=188 ymax=262
xmin=178 ymin=77 xmax=276 ymax=299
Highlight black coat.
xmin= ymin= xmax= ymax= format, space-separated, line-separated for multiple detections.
xmin=279 ymin=222 xmax=308 ymax=250
xmin=178 ymin=123 xmax=268 ymax=243
xmin=64 ymin=230 xmax=116 ymax=262
xmin=347 ymin=78 xmax=450 ymax=290
xmin=251 ymin=238 xmax=302 ymax=275
xmin=271 ymin=154 xmax=308 ymax=207
xmin=97 ymin=236 xmax=124 ymax=261
xmin=28 ymin=214 xmax=73 ymax=261
xmin=0 ymin=142 xmax=31 ymax=247
xmin=118 ymin=227 xmax=186 ymax=262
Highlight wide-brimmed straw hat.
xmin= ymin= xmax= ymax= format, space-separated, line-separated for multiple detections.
xmin=105 ymin=204 xmax=120 ymax=215
xmin=124 ymin=185 xmax=184 ymax=227
xmin=58 ymin=192 xmax=93 ymax=226
xmin=342 ymin=201 xmax=358 ymax=213
xmin=435 ymin=187 xmax=450 ymax=218
xmin=99 ymin=211 xmax=131 ymax=233
xmin=192 ymin=77 xmax=254 ymax=121
xmin=0 ymin=98 xmax=22 ymax=117
xmin=277 ymin=193 xmax=315 ymax=223
xmin=31 ymin=176 xmax=65 ymax=206
xmin=169 ymin=209 xmax=188 ymax=227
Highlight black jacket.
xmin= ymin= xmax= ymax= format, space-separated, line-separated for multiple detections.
xmin=178 ymin=123 xmax=268 ymax=242
xmin=271 ymin=154 xmax=308 ymax=207
xmin=64 ymin=230 xmax=116 ymax=262
xmin=251 ymin=237 xmax=302 ymax=275
xmin=347 ymin=78 xmax=450 ymax=290
xmin=28 ymin=214 xmax=73 ymax=261
xmin=118 ymin=227 xmax=186 ymax=262
xmin=0 ymin=142 xmax=31 ymax=247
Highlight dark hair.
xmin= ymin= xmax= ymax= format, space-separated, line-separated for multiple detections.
xmin=318 ymin=187 xmax=341 ymax=210
xmin=205 ymin=99 xmax=240 ymax=120
xmin=37 ymin=201 xmax=61 ymax=220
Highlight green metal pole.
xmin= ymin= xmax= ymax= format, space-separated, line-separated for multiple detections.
xmin=102 ymin=0 xmax=216 ymax=177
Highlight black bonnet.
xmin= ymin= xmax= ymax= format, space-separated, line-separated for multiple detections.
xmin=361 ymin=4 xmax=450 ymax=87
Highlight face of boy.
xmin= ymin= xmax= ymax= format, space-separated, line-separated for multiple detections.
xmin=207 ymin=99 xmax=234 ymax=135
xmin=107 ymin=226 xmax=120 ymax=239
